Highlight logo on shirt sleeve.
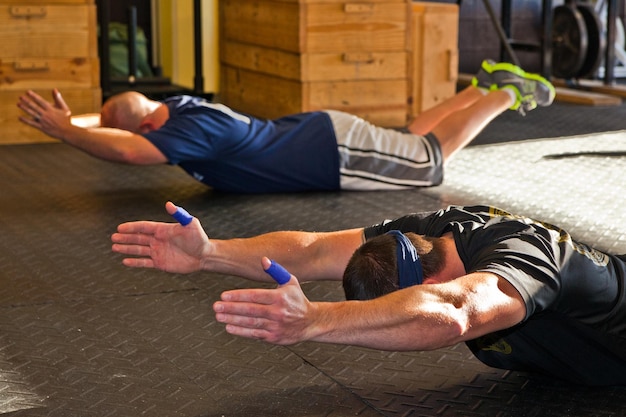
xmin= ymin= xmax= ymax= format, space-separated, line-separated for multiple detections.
xmin=475 ymin=334 xmax=513 ymax=354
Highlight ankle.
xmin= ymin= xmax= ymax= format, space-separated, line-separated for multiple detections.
xmin=500 ymin=87 xmax=517 ymax=107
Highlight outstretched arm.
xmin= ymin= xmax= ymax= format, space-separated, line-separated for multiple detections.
xmin=214 ymin=270 xmax=526 ymax=350
xmin=111 ymin=202 xmax=364 ymax=282
xmin=17 ymin=89 xmax=166 ymax=164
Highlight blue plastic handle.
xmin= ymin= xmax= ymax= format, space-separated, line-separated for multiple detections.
xmin=172 ymin=206 xmax=193 ymax=226
xmin=265 ymin=260 xmax=291 ymax=285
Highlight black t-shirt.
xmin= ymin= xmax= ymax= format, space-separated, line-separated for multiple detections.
xmin=364 ymin=205 xmax=626 ymax=385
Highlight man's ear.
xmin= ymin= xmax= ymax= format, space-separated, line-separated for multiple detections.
xmin=138 ymin=119 xmax=156 ymax=134
xmin=139 ymin=105 xmax=168 ymax=133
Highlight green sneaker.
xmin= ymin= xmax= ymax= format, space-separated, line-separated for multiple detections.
xmin=472 ymin=60 xmax=556 ymax=115
xmin=471 ymin=59 xmax=499 ymax=90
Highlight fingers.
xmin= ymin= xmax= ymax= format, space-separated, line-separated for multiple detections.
xmin=17 ymin=115 xmax=39 ymax=128
xmin=111 ymin=231 xmax=160 ymax=269
xmin=17 ymin=89 xmax=71 ymax=125
xmin=213 ymin=286 xmax=306 ymax=345
xmin=115 ymin=220 xmax=160 ymax=235
xmin=53 ymin=89 xmax=70 ymax=112
xmin=17 ymin=93 xmax=43 ymax=122
xmin=165 ymin=201 xmax=178 ymax=215
xmin=223 ymin=324 xmax=271 ymax=341
xmin=220 ymin=288 xmax=279 ymax=305
xmin=24 ymin=90 xmax=49 ymax=111
xmin=111 ymin=223 xmax=160 ymax=258
xmin=213 ymin=294 xmax=280 ymax=341
xmin=214 ymin=289 xmax=282 ymax=330
xmin=121 ymin=257 xmax=156 ymax=269
xmin=17 ymin=90 xmax=58 ymax=126
xmin=111 ymin=240 xmax=154 ymax=255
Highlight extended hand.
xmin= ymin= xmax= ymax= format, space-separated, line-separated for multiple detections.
xmin=111 ymin=201 xmax=211 ymax=274
xmin=213 ymin=263 xmax=315 ymax=345
xmin=17 ymin=89 xmax=73 ymax=139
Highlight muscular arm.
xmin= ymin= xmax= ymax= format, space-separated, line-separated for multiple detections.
xmin=113 ymin=203 xmax=527 ymax=350
xmin=308 ymin=272 xmax=525 ymax=350
xmin=215 ymin=271 xmax=526 ymax=350
xmin=111 ymin=202 xmax=364 ymax=282
xmin=208 ymin=228 xmax=364 ymax=282
xmin=18 ymin=89 xmax=166 ymax=164
xmin=52 ymin=124 xmax=166 ymax=164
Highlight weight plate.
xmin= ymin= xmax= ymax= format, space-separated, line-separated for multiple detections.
xmin=576 ymin=2 xmax=605 ymax=78
xmin=552 ymin=4 xmax=588 ymax=78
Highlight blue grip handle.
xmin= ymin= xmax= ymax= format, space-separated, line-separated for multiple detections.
xmin=265 ymin=260 xmax=291 ymax=285
xmin=172 ymin=206 xmax=193 ymax=226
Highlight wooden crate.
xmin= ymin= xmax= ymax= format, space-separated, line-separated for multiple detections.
xmin=0 ymin=1 xmax=100 ymax=144
xmin=221 ymin=66 xmax=409 ymax=127
xmin=0 ymin=58 xmax=99 ymax=90
xmin=220 ymin=0 xmax=459 ymax=127
xmin=0 ymin=0 xmax=93 ymax=3
xmin=221 ymin=0 xmax=410 ymax=53
xmin=0 ymin=88 xmax=101 ymax=145
xmin=219 ymin=0 xmax=411 ymax=127
xmin=221 ymin=40 xmax=407 ymax=82
xmin=409 ymin=2 xmax=459 ymax=116
xmin=0 ymin=5 xmax=98 ymax=58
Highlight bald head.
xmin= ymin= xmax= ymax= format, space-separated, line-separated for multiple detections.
xmin=100 ymin=91 xmax=158 ymax=133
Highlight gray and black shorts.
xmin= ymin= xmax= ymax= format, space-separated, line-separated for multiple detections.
xmin=325 ymin=110 xmax=444 ymax=190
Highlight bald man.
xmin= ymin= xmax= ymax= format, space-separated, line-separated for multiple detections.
xmin=18 ymin=60 xmax=554 ymax=193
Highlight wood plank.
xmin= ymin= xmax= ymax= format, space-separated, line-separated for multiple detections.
xmin=0 ymin=58 xmax=99 ymax=90
xmin=220 ymin=0 xmax=301 ymax=52
xmin=304 ymin=2 xmax=408 ymax=53
xmin=302 ymin=51 xmax=406 ymax=81
xmin=410 ymin=2 xmax=458 ymax=115
xmin=554 ymin=86 xmax=622 ymax=106
xmin=220 ymin=66 xmax=408 ymax=126
xmin=552 ymin=78 xmax=626 ymax=99
xmin=0 ymin=0 xmax=92 ymax=3
xmin=220 ymin=66 xmax=304 ymax=118
xmin=221 ymin=40 xmax=407 ymax=82
xmin=0 ymin=5 xmax=97 ymax=58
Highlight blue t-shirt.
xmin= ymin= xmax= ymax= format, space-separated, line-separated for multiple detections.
xmin=143 ymin=96 xmax=340 ymax=193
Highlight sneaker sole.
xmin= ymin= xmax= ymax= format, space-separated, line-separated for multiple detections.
xmin=481 ymin=61 xmax=556 ymax=106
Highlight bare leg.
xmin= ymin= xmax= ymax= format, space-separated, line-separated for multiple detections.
xmin=419 ymin=89 xmax=513 ymax=162
xmin=408 ymin=86 xmax=486 ymax=135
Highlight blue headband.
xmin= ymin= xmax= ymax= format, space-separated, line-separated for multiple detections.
xmin=386 ymin=230 xmax=424 ymax=289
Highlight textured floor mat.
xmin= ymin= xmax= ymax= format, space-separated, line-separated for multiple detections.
xmin=429 ymin=130 xmax=626 ymax=255
xmin=0 ymin=141 xmax=624 ymax=417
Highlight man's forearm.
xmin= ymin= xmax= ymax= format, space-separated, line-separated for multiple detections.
xmin=207 ymin=229 xmax=364 ymax=282
xmin=60 ymin=126 xmax=142 ymax=163
xmin=307 ymin=291 xmax=465 ymax=351
xmin=307 ymin=273 xmax=527 ymax=351
xmin=58 ymin=124 xmax=168 ymax=165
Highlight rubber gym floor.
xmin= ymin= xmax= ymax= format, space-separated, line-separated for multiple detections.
xmin=1 ymin=99 xmax=625 ymax=416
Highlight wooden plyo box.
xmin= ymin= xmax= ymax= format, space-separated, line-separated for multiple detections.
xmin=219 ymin=0 xmax=411 ymax=127
xmin=0 ymin=0 xmax=101 ymax=144
xmin=219 ymin=0 xmax=459 ymax=127
xmin=409 ymin=1 xmax=459 ymax=117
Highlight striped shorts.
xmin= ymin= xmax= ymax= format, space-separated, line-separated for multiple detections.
xmin=325 ymin=110 xmax=444 ymax=190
